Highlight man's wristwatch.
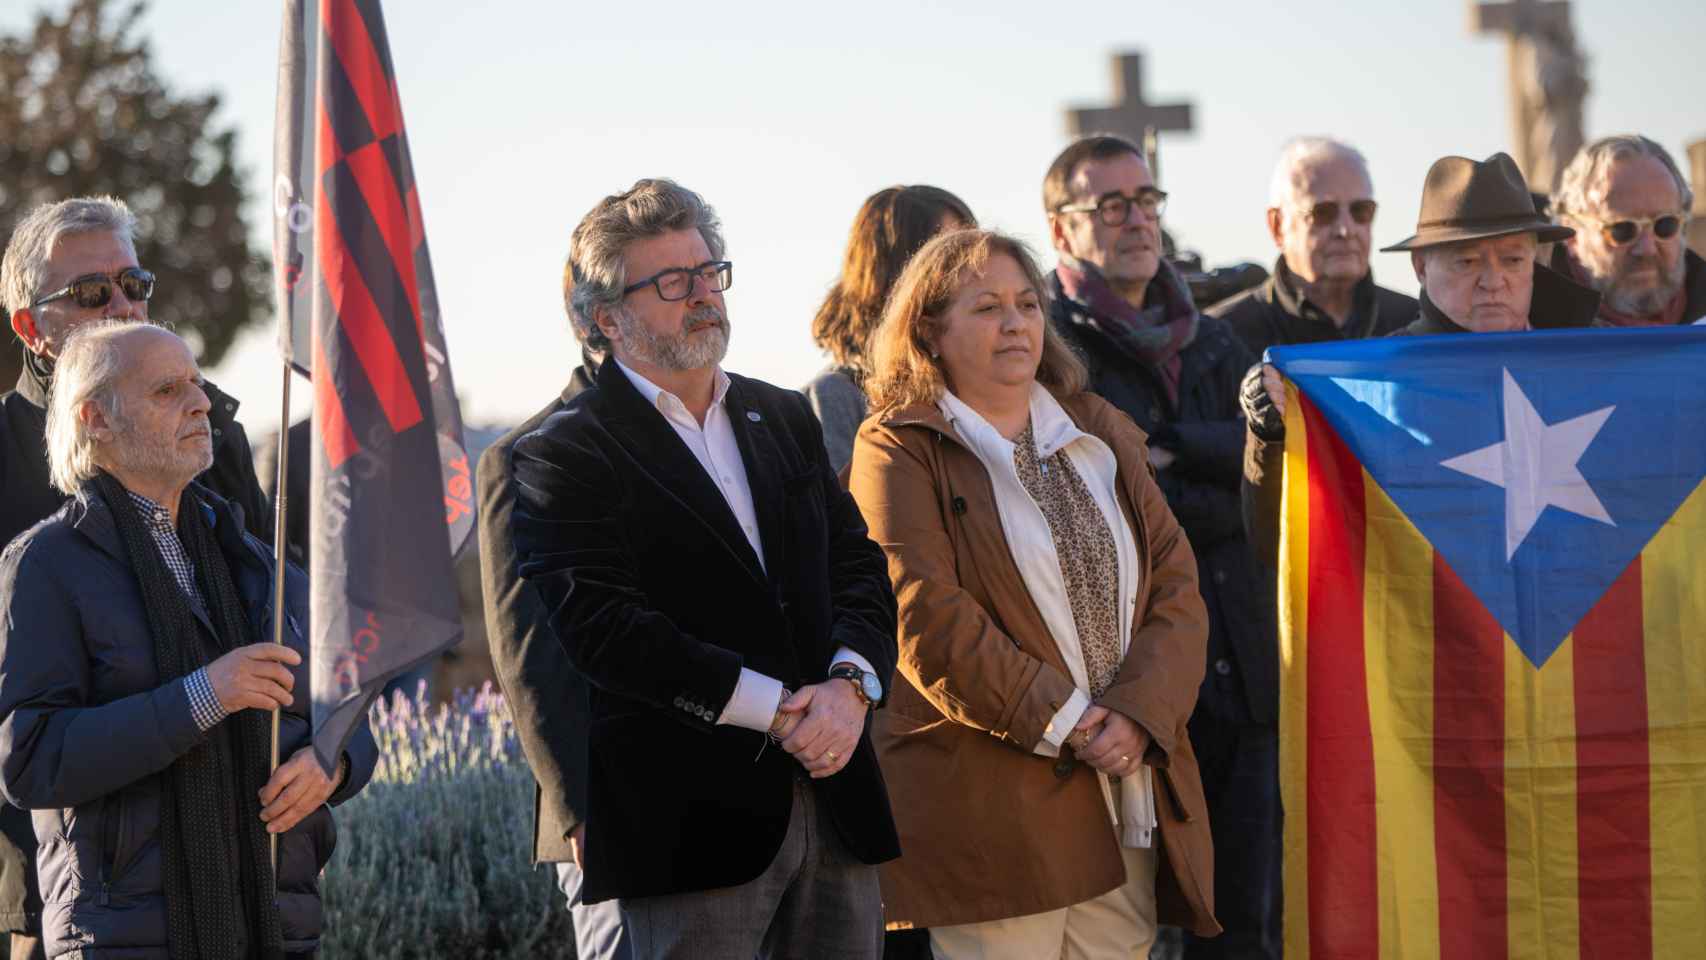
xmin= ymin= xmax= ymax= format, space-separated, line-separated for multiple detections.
xmin=829 ymin=663 xmax=882 ymax=707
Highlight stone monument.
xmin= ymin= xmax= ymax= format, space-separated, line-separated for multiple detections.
xmin=1470 ymin=0 xmax=1589 ymax=194
xmin=1065 ymin=52 xmax=1193 ymax=184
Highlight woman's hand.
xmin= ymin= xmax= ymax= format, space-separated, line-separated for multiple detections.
xmin=1066 ymin=704 xmax=1108 ymax=753
xmin=1076 ymin=708 xmax=1150 ymax=778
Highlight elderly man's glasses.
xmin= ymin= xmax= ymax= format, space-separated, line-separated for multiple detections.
xmin=1057 ymin=189 xmax=1169 ymax=227
xmin=622 ymin=260 xmax=733 ymax=302
xmin=1585 ymin=214 xmax=1685 ymax=247
xmin=31 ymin=267 xmax=156 ymax=310
xmin=1298 ymin=200 xmax=1378 ymax=227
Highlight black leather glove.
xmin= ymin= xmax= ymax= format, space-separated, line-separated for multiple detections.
xmin=1240 ymin=362 xmax=1285 ymax=442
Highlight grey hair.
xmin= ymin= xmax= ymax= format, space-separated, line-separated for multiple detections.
xmin=1552 ymin=135 xmax=1694 ymax=222
xmin=45 ymin=320 xmax=135 ymax=494
xmin=1267 ymin=137 xmax=1373 ymax=209
xmin=1 ymin=197 xmax=139 ymax=316
xmin=566 ymin=179 xmax=725 ymax=352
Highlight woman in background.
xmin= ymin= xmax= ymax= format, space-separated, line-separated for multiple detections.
xmin=804 ymin=184 xmax=974 ymax=472
xmin=849 ymin=229 xmax=1218 ymax=959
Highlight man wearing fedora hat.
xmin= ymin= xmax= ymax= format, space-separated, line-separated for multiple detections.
xmin=1238 ymin=153 xmax=1602 ymax=561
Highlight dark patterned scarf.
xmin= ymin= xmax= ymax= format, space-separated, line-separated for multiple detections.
xmin=94 ymin=474 xmax=283 ymax=960
xmin=1055 ymin=254 xmax=1199 ymax=406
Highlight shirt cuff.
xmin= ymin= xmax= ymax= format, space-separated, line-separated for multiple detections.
xmin=716 ymin=668 xmax=786 ymax=733
xmin=830 ymin=647 xmax=879 ymax=697
xmin=184 ymin=667 xmax=230 ymax=733
xmin=1033 ymin=688 xmax=1093 ymax=757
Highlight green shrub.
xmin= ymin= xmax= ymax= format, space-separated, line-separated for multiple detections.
xmin=319 ymin=684 xmax=575 ymax=959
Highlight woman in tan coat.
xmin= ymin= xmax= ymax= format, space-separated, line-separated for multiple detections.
xmin=849 ymin=229 xmax=1219 ymax=958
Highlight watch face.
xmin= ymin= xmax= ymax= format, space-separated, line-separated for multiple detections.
xmin=861 ymin=673 xmax=883 ymax=703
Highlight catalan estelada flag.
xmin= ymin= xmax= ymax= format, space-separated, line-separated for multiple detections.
xmin=1270 ymin=327 xmax=1706 ymax=959
xmin=272 ymin=0 xmax=472 ymax=771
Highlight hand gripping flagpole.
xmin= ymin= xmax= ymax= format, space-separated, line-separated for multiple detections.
xmin=268 ymin=360 xmax=292 ymax=874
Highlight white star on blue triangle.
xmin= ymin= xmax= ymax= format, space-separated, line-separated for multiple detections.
xmin=1269 ymin=327 xmax=1706 ymax=668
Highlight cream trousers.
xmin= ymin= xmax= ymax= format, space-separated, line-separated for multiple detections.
xmin=927 ymin=845 xmax=1159 ymax=960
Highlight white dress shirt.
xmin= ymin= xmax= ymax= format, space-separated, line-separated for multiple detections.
xmin=614 ymin=359 xmax=876 ymax=733
xmin=938 ymin=384 xmax=1157 ymax=848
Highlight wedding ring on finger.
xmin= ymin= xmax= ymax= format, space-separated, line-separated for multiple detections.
xmin=826 ymin=751 xmax=838 ymax=763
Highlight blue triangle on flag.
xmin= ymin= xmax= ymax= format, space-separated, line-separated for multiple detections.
xmin=1271 ymin=327 xmax=1706 ymax=667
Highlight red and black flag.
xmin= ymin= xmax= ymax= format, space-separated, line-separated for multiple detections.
xmin=272 ymin=0 xmax=473 ymax=771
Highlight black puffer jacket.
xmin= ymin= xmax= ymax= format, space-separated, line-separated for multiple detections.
xmin=1049 ymin=267 xmax=1277 ymax=725
xmin=0 ymin=485 xmax=377 ymax=958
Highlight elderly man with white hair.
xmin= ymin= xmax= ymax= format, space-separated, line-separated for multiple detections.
xmin=1550 ymin=135 xmax=1706 ymax=326
xmin=0 ymin=322 xmax=375 ymax=959
xmin=0 ymin=197 xmax=274 ymax=960
xmin=1209 ymin=137 xmax=1417 ymax=353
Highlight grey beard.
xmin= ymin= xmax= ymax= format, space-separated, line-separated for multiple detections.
xmin=618 ymin=305 xmax=730 ymax=371
xmin=1600 ymin=256 xmax=1687 ymax=316
xmin=109 ymin=430 xmax=214 ymax=492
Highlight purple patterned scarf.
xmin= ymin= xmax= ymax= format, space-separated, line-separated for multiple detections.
xmin=1055 ymin=254 xmax=1199 ymax=405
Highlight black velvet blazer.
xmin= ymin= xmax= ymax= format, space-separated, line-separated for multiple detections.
xmin=511 ymin=359 xmax=900 ymax=903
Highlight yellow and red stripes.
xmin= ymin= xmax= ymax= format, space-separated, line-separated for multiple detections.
xmin=1280 ymin=391 xmax=1706 ymax=958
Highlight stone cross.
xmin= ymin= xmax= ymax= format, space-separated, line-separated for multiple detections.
xmin=1687 ymin=139 xmax=1706 ymax=258
xmin=1470 ymin=0 xmax=1586 ymax=193
xmin=1065 ymin=52 xmax=1193 ymax=184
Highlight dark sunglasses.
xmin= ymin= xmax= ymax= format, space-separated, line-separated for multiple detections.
xmin=1300 ymin=200 xmax=1378 ymax=227
xmin=30 ymin=267 xmax=156 ymax=310
xmin=1592 ymin=214 xmax=1685 ymax=246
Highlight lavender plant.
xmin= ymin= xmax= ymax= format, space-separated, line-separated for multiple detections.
xmin=319 ymin=683 xmax=576 ymax=959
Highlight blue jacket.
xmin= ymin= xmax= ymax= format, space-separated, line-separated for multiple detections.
xmin=0 ymin=484 xmax=377 ymax=957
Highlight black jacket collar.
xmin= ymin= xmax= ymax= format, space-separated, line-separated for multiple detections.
xmin=1269 ymin=257 xmax=1384 ymax=340
xmin=589 ymin=359 xmax=784 ymax=588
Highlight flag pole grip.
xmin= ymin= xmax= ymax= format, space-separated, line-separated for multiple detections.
xmin=268 ymin=359 xmax=293 ymax=874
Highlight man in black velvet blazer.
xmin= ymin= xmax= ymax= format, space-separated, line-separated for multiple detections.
xmin=511 ymin=179 xmax=900 ymax=959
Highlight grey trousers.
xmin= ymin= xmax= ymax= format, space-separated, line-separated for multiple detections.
xmin=556 ymin=861 xmax=632 ymax=960
xmin=617 ymin=781 xmax=882 ymax=959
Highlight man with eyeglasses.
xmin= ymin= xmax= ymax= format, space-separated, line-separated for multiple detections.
xmin=1210 ymin=138 xmax=1417 ymax=353
xmin=1551 ymin=135 xmax=1706 ymax=327
xmin=507 ymin=179 xmax=899 ymax=958
xmin=1043 ymin=134 xmax=1272 ymax=959
xmin=0 ymin=196 xmax=272 ymax=960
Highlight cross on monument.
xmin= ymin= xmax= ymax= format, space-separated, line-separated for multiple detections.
xmin=1064 ymin=52 xmax=1193 ymax=184
xmin=1687 ymin=139 xmax=1706 ymax=258
xmin=1469 ymin=0 xmax=1584 ymax=192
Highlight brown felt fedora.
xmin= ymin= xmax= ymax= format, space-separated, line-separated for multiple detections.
xmin=1381 ymin=152 xmax=1575 ymax=252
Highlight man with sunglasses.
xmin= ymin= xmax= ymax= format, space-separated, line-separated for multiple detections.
xmin=507 ymin=179 xmax=899 ymax=958
xmin=1210 ymin=138 xmax=1417 ymax=353
xmin=1043 ymin=135 xmax=1274 ymax=959
xmin=1551 ymin=135 xmax=1706 ymax=327
xmin=0 ymin=196 xmax=272 ymax=960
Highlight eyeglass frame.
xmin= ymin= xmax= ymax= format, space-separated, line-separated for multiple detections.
xmin=30 ymin=267 xmax=157 ymax=310
xmin=1055 ymin=188 xmax=1170 ymax=227
xmin=1574 ymin=212 xmax=1689 ymax=247
xmin=620 ymin=260 xmax=733 ymax=302
xmin=1292 ymin=199 xmax=1379 ymax=228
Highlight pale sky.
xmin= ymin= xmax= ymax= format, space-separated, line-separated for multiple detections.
xmin=5 ymin=0 xmax=1704 ymax=437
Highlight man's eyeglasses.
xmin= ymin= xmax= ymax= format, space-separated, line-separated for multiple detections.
xmin=1056 ymin=189 xmax=1169 ymax=227
xmin=1297 ymin=200 xmax=1378 ymax=228
xmin=1582 ymin=213 xmax=1686 ymax=247
xmin=30 ymin=267 xmax=156 ymax=310
xmin=622 ymin=261 xmax=733 ymax=302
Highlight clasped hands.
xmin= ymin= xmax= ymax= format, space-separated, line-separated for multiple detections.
xmin=768 ymin=678 xmax=867 ymax=779
xmin=1065 ymin=705 xmax=1149 ymax=778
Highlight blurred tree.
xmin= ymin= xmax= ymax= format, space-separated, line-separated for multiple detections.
xmin=0 ymin=0 xmax=264 ymax=388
